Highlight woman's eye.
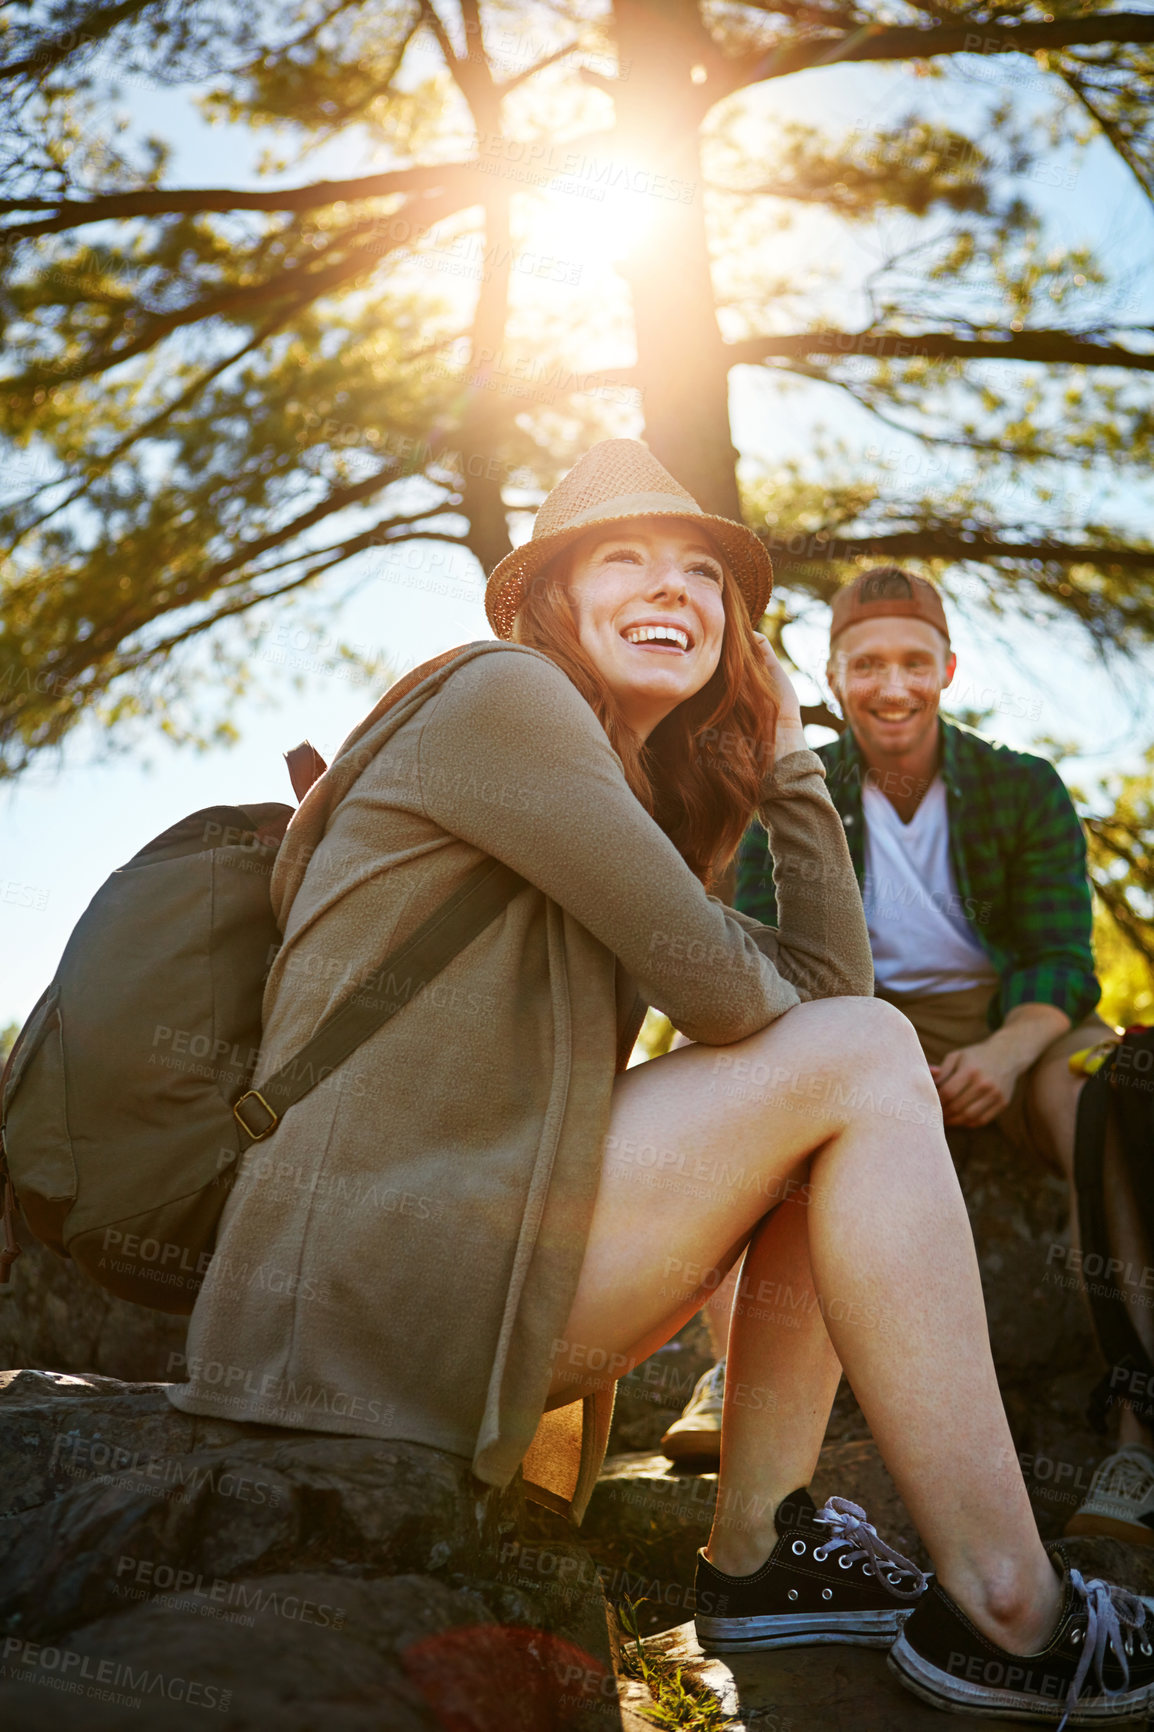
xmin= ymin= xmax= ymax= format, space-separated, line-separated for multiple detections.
xmin=603 ymin=547 xmax=641 ymax=563
xmin=691 ymin=562 xmax=723 ymax=583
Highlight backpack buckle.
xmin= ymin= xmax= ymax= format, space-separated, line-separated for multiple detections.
xmin=233 ymin=1090 xmax=279 ymax=1141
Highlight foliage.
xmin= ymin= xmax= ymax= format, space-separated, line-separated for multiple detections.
xmin=2 ymin=0 xmax=1154 ymax=955
xmin=1074 ymin=746 xmax=1154 ymax=1022
xmin=1093 ymin=904 xmax=1154 ymax=1028
xmin=631 ymin=1006 xmax=677 ymax=1064
xmin=614 ymin=1596 xmax=732 ymax=1731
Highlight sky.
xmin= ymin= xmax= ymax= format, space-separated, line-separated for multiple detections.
xmin=2 ymin=14 xmax=1153 ymax=1028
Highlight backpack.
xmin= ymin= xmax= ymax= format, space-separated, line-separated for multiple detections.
xmin=0 ymin=736 xmax=523 ymax=1315
xmin=1072 ymin=1024 xmax=1154 ymax=1431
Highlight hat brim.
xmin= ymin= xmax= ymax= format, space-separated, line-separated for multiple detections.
xmin=485 ymin=506 xmax=773 ymax=640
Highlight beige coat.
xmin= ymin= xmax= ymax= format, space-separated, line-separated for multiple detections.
xmin=167 ymin=642 xmax=872 ymax=1520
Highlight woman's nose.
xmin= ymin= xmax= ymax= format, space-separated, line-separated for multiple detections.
xmin=646 ymin=558 xmax=688 ymax=600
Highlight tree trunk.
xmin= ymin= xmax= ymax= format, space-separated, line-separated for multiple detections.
xmin=612 ymin=0 xmax=741 ymax=520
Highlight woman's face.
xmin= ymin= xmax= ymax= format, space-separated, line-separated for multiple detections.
xmin=563 ymin=518 xmax=727 ymax=740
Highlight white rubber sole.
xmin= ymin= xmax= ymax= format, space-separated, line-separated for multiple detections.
xmin=889 ymin=1630 xmax=1153 ymax=1723
xmin=696 ymin=1607 xmax=911 ymax=1652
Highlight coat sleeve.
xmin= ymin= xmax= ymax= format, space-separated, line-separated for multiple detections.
xmin=714 ymin=749 xmax=874 ymax=1003
xmin=414 ymin=647 xmax=871 ymax=1047
xmin=998 ymin=757 xmax=1099 ymax=1024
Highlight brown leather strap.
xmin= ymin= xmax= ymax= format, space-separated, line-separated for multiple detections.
xmin=232 ymin=855 xmax=524 ymax=1143
xmin=284 ymin=741 xmax=328 ymax=803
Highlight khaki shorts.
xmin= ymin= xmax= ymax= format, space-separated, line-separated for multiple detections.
xmin=874 ymin=982 xmax=1114 ymax=1162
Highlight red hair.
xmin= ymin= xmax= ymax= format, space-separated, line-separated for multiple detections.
xmin=510 ymin=536 xmax=780 ymax=888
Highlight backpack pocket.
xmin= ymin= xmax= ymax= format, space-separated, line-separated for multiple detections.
xmin=1 ymin=985 xmax=78 ymax=1255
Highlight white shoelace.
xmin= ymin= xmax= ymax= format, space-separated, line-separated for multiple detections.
xmin=813 ymin=1496 xmax=928 ymax=1601
xmin=1059 ymin=1569 xmax=1149 ymax=1732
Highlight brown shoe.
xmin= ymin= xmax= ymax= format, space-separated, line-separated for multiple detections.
xmin=660 ymin=1358 xmax=723 ymax=1468
xmin=1064 ymin=1443 xmax=1154 ymax=1547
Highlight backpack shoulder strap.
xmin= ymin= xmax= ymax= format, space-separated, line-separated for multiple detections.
xmin=233 ymin=854 xmax=524 ymax=1142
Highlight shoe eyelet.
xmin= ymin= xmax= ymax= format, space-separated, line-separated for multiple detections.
xmin=792 ymin=1540 xmax=807 ymax=1556
xmin=861 ymin=1565 xmax=873 ymax=1578
xmin=813 ymin=1546 xmax=829 ymax=1562
xmin=886 ymin=1573 xmax=901 ymax=1587
xmin=1070 ymin=1627 xmax=1083 ymax=1646
xmin=822 ymin=1588 xmax=833 ymax=1601
xmin=838 ymin=1555 xmax=853 ymax=1570
xmin=787 ymin=1589 xmax=798 ymax=1602
xmin=1125 ymin=1639 xmax=1134 ymax=1658
xmin=1141 ymin=1640 xmax=1152 ymax=1657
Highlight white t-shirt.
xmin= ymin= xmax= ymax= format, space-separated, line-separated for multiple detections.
xmin=862 ymin=775 xmax=997 ymax=996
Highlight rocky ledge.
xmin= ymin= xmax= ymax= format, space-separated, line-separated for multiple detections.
xmin=0 ymin=1369 xmax=628 ymax=1731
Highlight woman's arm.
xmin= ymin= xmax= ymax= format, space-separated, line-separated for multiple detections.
xmin=413 ymin=647 xmax=866 ymax=1047
xmin=716 ymin=632 xmax=871 ymax=1001
xmin=721 ymin=747 xmax=874 ymax=1001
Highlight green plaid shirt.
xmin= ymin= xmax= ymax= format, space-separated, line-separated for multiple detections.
xmin=735 ymin=717 xmax=1099 ymax=1030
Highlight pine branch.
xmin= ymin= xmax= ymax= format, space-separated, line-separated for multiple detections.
xmin=1060 ymin=71 xmax=1154 ymax=203
xmin=767 ymin=528 xmax=1154 ymax=575
xmin=4 ymin=191 xmax=470 ymax=393
xmin=725 ymin=13 xmax=1154 ymax=91
xmin=725 ymin=328 xmax=1154 ymax=373
xmin=598 ymin=325 xmax=1154 ymax=385
xmin=0 ymin=162 xmax=481 ymax=240
xmin=0 ymin=0 xmax=156 ymax=81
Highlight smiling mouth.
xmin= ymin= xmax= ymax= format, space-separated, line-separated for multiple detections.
xmin=621 ymin=624 xmax=692 ymax=652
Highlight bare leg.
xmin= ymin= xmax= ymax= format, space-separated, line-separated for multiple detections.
xmin=551 ymin=997 xmax=1061 ymax=1654
xmin=705 ymin=1263 xmax=739 ymax=1361
xmin=670 ymin=1028 xmax=740 ymax=1363
xmin=1029 ymin=1053 xmax=1154 ymax=1446
xmin=712 ymin=1195 xmax=843 ymax=1572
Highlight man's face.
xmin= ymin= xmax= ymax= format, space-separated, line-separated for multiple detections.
xmin=827 ymin=618 xmax=956 ymax=761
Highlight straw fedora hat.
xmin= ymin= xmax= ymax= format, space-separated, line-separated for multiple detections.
xmin=484 ymin=438 xmax=773 ymax=639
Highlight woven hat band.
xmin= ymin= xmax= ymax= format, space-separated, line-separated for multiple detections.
xmin=562 ymin=492 xmax=706 ymax=535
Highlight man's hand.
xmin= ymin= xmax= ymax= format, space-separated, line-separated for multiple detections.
xmin=752 ymin=632 xmax=807 ymax=765
xmin=931 ymin=1003 xmax=1071 ymax=1127
xmin=931 ymin=1038 xmax=1024 ymax=1127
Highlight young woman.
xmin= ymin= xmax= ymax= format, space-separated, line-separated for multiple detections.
xmin=169 ymin=439 xmax=1151 ymax=1725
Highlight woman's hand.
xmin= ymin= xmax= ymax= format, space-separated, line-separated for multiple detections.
xmin=753 ymin=632 xmax=808 ymax=766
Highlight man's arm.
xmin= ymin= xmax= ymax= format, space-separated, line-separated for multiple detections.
xmin=935 ymin=755 xmax=1096 ymax=1126
xmin=934 ymin=1002 xmax=1071 ymax=1127
xmin=996 ymin=756 xmax=1099 ymax=1026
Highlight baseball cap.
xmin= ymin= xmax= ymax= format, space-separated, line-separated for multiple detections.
xmin=829 ymin=568 xmax=950 ymax=645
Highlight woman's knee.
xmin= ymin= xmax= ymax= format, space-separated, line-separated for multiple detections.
xmin=751 ymin=996 xmax=933 ymax=1098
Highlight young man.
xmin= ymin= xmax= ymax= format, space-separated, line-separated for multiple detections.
xmin=661 ymin=568 xmax=1153 ymax=1546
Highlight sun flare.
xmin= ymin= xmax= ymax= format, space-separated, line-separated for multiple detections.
xmin=520 ymin=150 xmax=673 ymax=273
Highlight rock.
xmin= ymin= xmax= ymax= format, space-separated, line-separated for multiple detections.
xmin=0 ymin=1238 xmax=185 ymax=1381
xmin=623 ymin=1621 xmax=1034 ymax=1732
xmin=629 ymin=1541 xmax=1154 ymax=1732
xmin=0 ymin=1370 xmax=624 ymax=1731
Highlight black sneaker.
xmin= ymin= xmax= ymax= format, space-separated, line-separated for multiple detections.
xmin=694 ymin=1489 xmax=928 ymax=1652
xmin=889 ymin=1559 xmax=1154 ymax=1724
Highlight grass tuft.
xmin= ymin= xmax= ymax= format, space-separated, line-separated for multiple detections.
xmin=615 ymin=1597 xmax=734 ymax=1731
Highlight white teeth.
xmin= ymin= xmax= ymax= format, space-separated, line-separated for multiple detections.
xmin=624 ymin=625 xmax=689 ymax=650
